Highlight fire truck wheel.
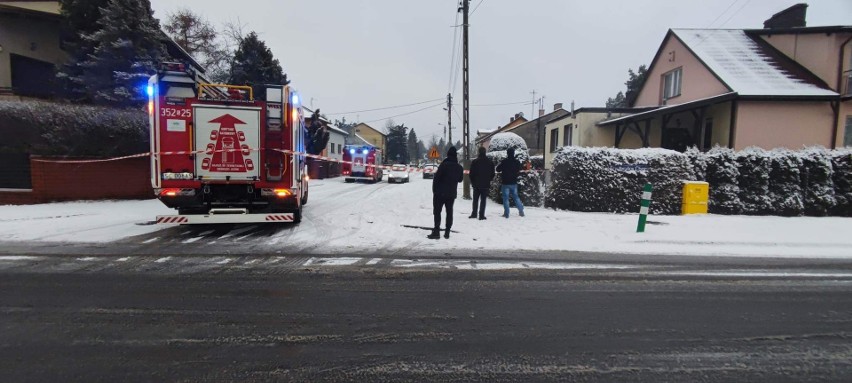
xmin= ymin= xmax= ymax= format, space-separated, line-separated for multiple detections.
xmin=293 ymin=208 xmax=302 ymax=223
xmin=301 ymin=189 xmax=308 ymax=205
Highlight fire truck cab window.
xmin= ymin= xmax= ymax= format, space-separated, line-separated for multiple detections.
xmin=162 ymin=83 xmax=196 ymax=99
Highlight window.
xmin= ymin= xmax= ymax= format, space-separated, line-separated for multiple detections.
xmin=663 ymin=68 xmax=682 ymax=102
xmin=549 ymin=128 xmax=559 ymax=152
xmin=844 ymin=116 xmax=852 ymax=147
xmin=563 ymin=124 xmax=573 ymax=146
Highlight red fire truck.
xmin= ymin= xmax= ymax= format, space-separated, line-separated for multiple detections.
xmin=342 ymin=145 xmax=383 ymax=183
xmin=148 ymin=62 xmax=318 ymax=224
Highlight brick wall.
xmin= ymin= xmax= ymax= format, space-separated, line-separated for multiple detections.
xmin=0 ymin=156 xmax=152 ymax=205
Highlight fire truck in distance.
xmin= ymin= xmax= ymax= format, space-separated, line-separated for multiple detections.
xmin=148 ymin=62 xmax=326 ymax=224
xmin=342 ymin=145 xmax=383 ymax=183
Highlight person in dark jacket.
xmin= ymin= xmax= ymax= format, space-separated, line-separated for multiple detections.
xmin=429 ymin=146 xmax=464 ymax=239
xmin=468 ymin=146 xmax=495 ymax=220
xmin=496 ymin=147 xmax=525 ymax=218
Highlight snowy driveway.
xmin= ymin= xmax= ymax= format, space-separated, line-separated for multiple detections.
xmin=1 ymin=175 xmax=851 ymax=259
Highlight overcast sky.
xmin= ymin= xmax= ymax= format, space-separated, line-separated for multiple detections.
xmin=151 ymin=0 xmax=851 ymax=143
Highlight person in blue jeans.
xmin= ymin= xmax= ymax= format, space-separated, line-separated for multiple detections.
xmin=496 ymin=147 xmax=525 ymax=218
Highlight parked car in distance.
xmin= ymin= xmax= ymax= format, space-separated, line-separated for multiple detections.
xmin=422 ymin=164 xmax=438 ymax=179
xmin=388 ymin=164 xmax=410 ymax=183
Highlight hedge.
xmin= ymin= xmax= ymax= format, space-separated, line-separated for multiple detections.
xmin=0 ymin=100 xmax=148 ymax=157
xmin=545 ymin=146 xmax=852 ymax=217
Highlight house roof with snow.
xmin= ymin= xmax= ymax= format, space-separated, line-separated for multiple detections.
xmin=660 ymin=28 xmax=837 ymax=98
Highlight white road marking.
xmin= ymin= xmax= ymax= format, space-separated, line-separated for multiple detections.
xmin=216 ymin=258 xmax=233 ymax=265
xmin=0 ymin=256 xmax=41 ymax=261
xmin=142 ymin=237 xmax=159 ymax=244
xmin=76 ymin=257 xmax=98 ymax=262
xmin=117 ymin=257 xmax=131 ymax=262
xmin=366 ymin=258 xmax=382 ymax=265
xmin=303 ymin=257 xmax=361 ymax=266
xmin=660 ymin=271 xmax=852 ymax=278
xmin=155 ymin=257 xmax=172 ymax=263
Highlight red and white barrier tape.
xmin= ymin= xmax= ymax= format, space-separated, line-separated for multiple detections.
xmin=31 ymin=148 xmax=543 ymax=174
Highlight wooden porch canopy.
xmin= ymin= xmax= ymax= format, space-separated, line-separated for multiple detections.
xmin=597 ymin=93 xmax=737 ymax=148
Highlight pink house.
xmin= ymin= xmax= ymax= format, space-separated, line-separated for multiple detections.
xmin=599 ymin=4 xmax=852 ymax=151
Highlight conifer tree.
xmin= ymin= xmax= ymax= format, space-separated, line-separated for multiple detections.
xmin=56 ymin=0 xmax=111 ymax=100
xmin=229 ymin=32 xmax=286 ymax=90
xmin=73 ymin=0 xmax=166 ymax=105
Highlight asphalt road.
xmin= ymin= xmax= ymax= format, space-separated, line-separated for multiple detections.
xmin=1 ymin=256 xmax=851 ymax=382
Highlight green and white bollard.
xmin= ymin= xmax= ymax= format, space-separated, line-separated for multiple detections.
xmin=637 ymin=183 xmax=653 ymax=233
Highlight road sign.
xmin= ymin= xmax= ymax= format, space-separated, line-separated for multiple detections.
xmin=429 ymin=146 xmax=441 ymax=159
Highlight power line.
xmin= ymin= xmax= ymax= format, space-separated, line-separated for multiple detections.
xmin=451 ymin=26 xmax=464 ymax=95
xmin=471 ymin=0 xmax=487 ymax=15
xmin=718 ymin=0 xmax=752 ymax=27
xmin=456 ymin=100 xmax=532 ymax=107
xmin=447 ymin=12 xmax=461 ymax=93
xmin=362 ymin=101 xmax=446 ymax=124
xmin=325 ymin=98 xmax=444 ymax=116
xmin=706 ymin=0 xmax=740 ymax=28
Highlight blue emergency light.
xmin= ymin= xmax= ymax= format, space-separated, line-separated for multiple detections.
xmin=291 ymin=94 xmax=300 ymax=105
xmin=146 ymin=85 xmax=154 ymax=98
xmin=349 ymin=148 xmax=355 ymax=154
xmin=363 ymin=149 xmax=369 ymax=155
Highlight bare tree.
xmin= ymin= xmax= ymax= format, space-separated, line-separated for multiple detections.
xmin=164 ymin=8 xmax=230 ymax=82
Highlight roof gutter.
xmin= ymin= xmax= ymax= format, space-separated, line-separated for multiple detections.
xmin=831 ymin=34 xmax=852 ymax=149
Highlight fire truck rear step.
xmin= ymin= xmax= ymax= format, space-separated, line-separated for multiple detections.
xmin=156 ymin=213 xmax=295 ymax=224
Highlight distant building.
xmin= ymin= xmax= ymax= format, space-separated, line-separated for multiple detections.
xmin=352 ymin=123 xmax=387 ymax=155
xmin=542 ymin=107 xmax=654 ymax=170
xmin=478 ymin=105 xmax=569 ymax=156
xmin=0 ymin=1 xmax=65 ymax=99
xmin=475 ymin=113 xmax=528 ymax=149
xmin=598 ymin=4 xmax=851 ymax=150
xmin=0 ymin=0 xmax=204 ymax=100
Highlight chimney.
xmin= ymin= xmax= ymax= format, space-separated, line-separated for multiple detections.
xmin=554 ymin=103 xmax=563 ymax=111
xmin=510 ymin=116 xmax=515 ymax=122
xmin=538 ymin=108 xmax=545 ymax=117
xmin=764 ymin=3 xmax=807 ymax=29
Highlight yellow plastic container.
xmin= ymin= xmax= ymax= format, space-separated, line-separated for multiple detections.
xmin=682 ymin=181 xmax=709 ymax=215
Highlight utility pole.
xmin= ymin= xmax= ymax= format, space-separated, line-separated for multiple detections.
xmin=460 ymin=0 xmax=471 ymax=199
xmin=447 ymin=93 xmax=453 ymax=148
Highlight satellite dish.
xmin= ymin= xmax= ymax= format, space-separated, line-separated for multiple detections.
xmin=518 ymin=112 xmax=524 ymax=117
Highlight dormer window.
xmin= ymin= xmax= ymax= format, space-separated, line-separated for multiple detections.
xmin=663 ymin=68 xmax=682 ymax=102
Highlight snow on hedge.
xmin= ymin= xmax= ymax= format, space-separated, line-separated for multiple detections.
xmin=0 ymin=100 xmax=147 ymax=157
xmin=545 ymin=146 xmax=852 ymax=217
xmin=545 ymin=147 xmax=692 ymax=215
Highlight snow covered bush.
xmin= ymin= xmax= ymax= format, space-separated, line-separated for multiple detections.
xmin=799 ymin=147 xmax=836 ymax=216
xmin=736 ymin=147 xmax=773 ymax=215
xmin=0 ymin=100 xmax=148 ymax=157
xmin=704 ymin=147 xmax=743 ymax=215
xmin=485 ymin=133 xmax=543 ymax=208
xmin=684 ymin=147 xmax=707 ymax=180
xmin=767 ymin=149 xmax=804 ymax=216
xmin=545 ymin=147 xmax=693 ymax=215
xmin=487 ymin=132 xmax=528 ymax=153
xmin=830 ymin=149 xmax=852 ymax=216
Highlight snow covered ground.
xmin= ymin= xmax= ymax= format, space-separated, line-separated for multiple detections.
xmin=1 ymin=176 xmax=851 ymax=259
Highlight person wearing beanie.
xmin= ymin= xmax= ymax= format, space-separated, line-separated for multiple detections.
xmin=468 ymin=146 xmax=495 ymax=220
xmin=496 ymin=147 xmax=525 ymax=218
xmin=428 ymin=146 xmax=464 ymax=239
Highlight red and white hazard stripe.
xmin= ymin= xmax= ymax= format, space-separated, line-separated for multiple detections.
xmin=265 ymin=214 xmax=294 ymax=222
xmin=156 ymin=216 xmax=189 ymax=224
